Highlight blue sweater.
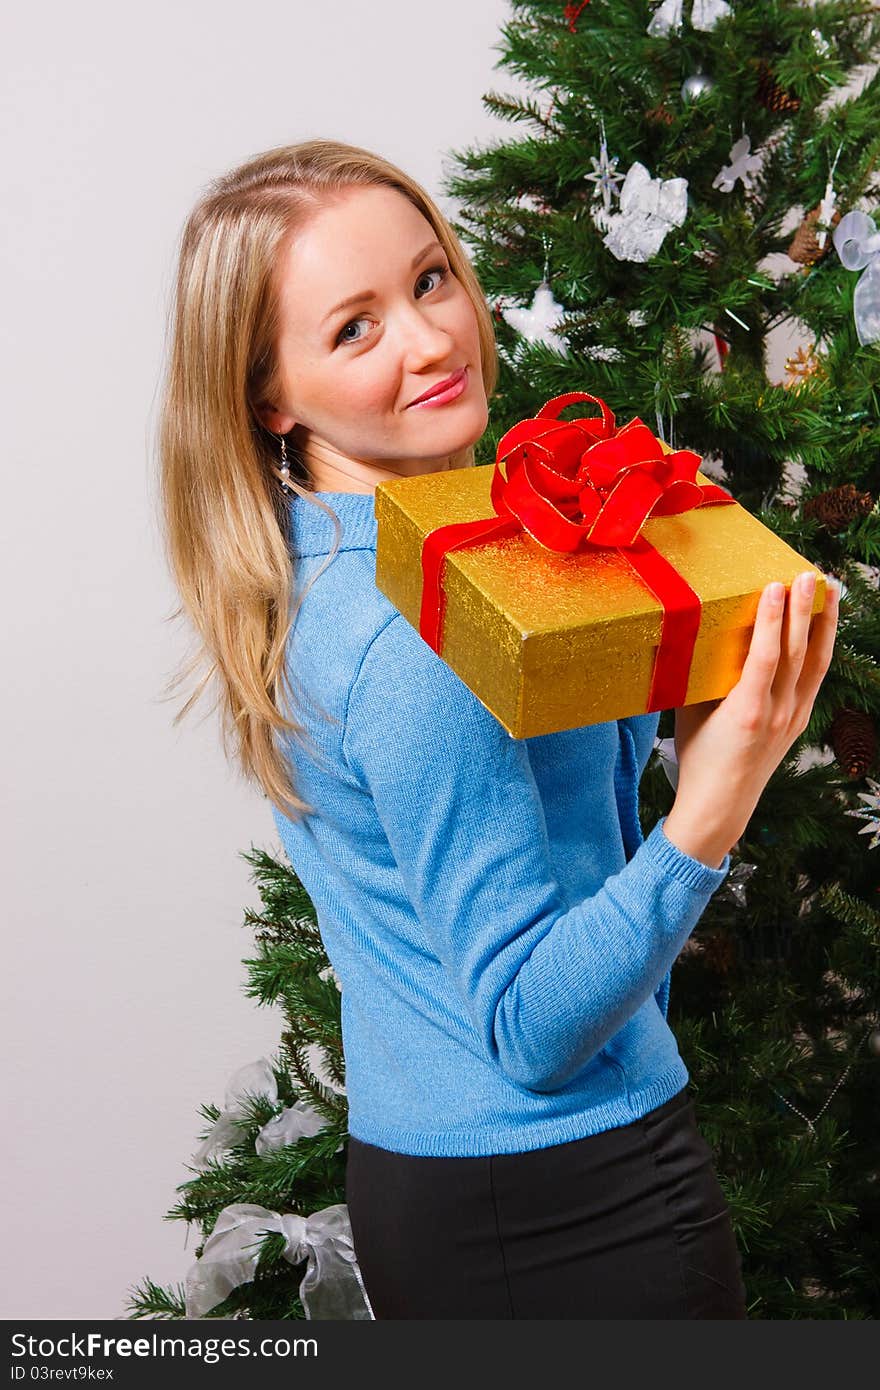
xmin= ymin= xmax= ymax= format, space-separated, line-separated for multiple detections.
xmin=271 ymin=488 xmax=731 ymax=1157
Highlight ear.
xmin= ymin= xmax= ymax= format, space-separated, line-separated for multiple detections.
xmin=254 ymin=401 xmax=297 ymax=436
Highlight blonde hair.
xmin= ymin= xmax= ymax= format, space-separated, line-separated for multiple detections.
xmin=157 ymin=138 xmax=499 ymax=822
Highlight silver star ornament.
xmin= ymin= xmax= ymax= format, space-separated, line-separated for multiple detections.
xmin=585 ymin=136 xmax=625 ymax=215
xmin=845 ymin=778 xmax=880 ymax=850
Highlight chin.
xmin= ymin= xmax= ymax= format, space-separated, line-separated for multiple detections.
xmin=403 ymin=395 xmax=488 ymax=466
xmin=450 ymin=398 xmax=489 ymax=452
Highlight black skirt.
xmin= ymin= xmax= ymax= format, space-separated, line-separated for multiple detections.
xmin=345 ymin=1084 xmax=747 ymax=1319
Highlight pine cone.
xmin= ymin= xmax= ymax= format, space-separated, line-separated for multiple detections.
xmin=755 ymin=59 xmax=801 ymax=113
xmin=646 ymin=102 xmax=675 ymax=126
xmin=829 ymin=707 xmax=878 ymax=780
xmin=702 ymin=931 xmax=736 ymax=975
xmin=802 ymin=482 xmax=874 ymax=531
xmin=788 ymin=205 xmax=842 ymax=266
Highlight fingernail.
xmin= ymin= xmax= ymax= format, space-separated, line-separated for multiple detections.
xmin=767 ymin=582 xmax=784 ymax=603
xmin=798 ymin=571 xmax=816 ymax=598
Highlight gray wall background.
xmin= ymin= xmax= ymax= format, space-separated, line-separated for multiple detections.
xmin=2 ymin=0 xmax=871 ymax=1319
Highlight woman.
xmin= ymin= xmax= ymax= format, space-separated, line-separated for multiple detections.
xmin=158 ymin=138 xmax=839 ymax=1319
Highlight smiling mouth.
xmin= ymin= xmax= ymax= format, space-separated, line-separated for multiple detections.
xmin=406 ymin=366 xmax=469 ymax=408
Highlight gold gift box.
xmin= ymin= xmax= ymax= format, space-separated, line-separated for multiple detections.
xmin=373 ymin=462 xmax=827 ymax=737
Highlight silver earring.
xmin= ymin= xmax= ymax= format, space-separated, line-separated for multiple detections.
xmin=277 ymin=433 xmax=292 ymax=492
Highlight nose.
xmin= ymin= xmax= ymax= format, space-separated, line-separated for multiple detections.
xmin=397 ymin=300 xmax=455 ymax=371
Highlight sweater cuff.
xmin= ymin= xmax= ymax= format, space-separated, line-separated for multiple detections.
xmin=643 ymin=815 xmax=731 ymax=892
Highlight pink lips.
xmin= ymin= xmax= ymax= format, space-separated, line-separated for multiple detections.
xmin=407 ymin=366 xmax=469 ymax=408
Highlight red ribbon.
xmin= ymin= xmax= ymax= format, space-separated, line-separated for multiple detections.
xmin=418 ymin=391 xmax=737 ymax=714
xmin=564 ymin=1 xmax=591 ymax=33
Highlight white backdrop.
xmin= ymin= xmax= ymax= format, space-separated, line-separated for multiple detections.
xmin=2 ymin=0 xmax=869 ymax=1320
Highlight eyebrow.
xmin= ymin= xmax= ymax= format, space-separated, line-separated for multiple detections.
xmin=320 ymin=241 xmax=446 ymax=325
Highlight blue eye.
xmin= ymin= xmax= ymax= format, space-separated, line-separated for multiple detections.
xmin=335 ymin=264 xmax=450 ymax=346
xmin=336 ymin=317 xmax=370 ymax=346
xmin=415 ymin=265 xmax=449 ymax=296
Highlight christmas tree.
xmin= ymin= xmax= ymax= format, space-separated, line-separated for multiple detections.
xmin=133 ymin=0 xmax=880 ymax=1322
xmin=438 ymin=0 xmax=880 ymax=1317
xmin=126 ymin=848 xmax=372 ymax=1321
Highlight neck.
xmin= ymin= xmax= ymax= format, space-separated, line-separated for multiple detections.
xmin=293 ymin=427 xmax=463 ymax=495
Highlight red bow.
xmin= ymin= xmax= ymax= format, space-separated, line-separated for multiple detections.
xmin=419 ymin=391 xmax=737 ymax=714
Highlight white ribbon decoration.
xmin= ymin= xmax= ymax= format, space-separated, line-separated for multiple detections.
xmin=193 ymin=1055 xmax=344 ymax=1168
xmin=832 ymin=210 xmax=880 ymax=345
xmin=647 ymin=0 xmax=730 ymax=36
xmin=602 ymin=162 xmax=689 ymax=263
xmin=192 ymin=1058 xmax=278 ymax=1168
xmin=184 ymin=1202 xmax=375 ymax=1320
xmin=184 ymin=973 xmax=361 ymax=1318
xmin=691 ymin=0 xmax=732 ymax=29
xmin=255 ymin=1098 xmax=331 ymax=1156
xmin=647 ymin=0 xmax=682 ymax=35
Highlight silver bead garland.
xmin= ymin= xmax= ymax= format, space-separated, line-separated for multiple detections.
xmin=744 ymin=1024 xmax=876 ymax=1136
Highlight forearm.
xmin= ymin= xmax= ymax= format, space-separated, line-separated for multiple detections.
xmin=662 ymin=800 xmax=740 ymax=871
xmin=477 ymin=818 xmax=729 ymax=1092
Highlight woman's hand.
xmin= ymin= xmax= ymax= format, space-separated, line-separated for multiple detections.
xmin=662 ymin=571 xmax=841 ymax=869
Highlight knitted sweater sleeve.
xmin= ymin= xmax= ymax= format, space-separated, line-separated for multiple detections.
xmin=342 ymin=612 xmax=730 ymax=1093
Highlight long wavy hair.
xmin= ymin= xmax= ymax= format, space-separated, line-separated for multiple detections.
xmin=157 ymin=138 xmax=499 ymax=822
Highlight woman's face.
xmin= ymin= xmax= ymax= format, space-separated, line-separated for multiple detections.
xmin=258 ymin=185 xmax=488 ymax=468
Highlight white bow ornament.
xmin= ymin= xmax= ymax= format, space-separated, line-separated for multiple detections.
xmin=832 ymin=210 xmax=880 ymax=346
xmin=192 ymin=1056 xmax=343 ymax=1168
xmin=184 ymin=1201 xmax=374 ymax=1319
xmin=647 ymin=0 xmax=731 ymax=37
xmin=601 ymin=162 xmax=689 ymax=263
